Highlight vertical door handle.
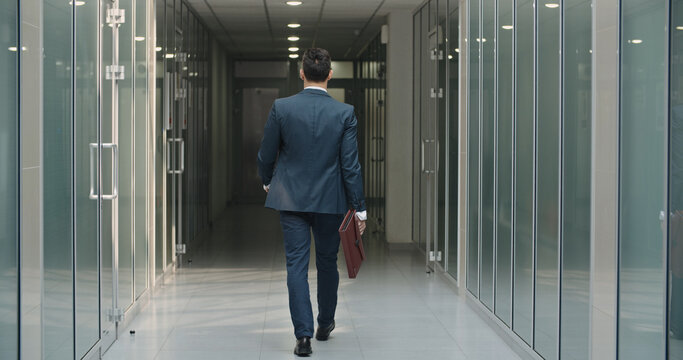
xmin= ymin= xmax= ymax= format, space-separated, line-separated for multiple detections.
xmin=166 ymin=140 xmax=172 ymax=173
xmin=435 ymin=141 xmax=439 ymax=172
xmin=167 ymin=138 xmax=185 ymax=174
xmin=178 ymin=138 xmax=185 ymax=174
xmin=421 ymin=139 xmax=425 ymax=173
xmin=423 ymin=139 xmax=436 ymax=174
xmin=89 ymin=143 xmax=98 ymax=200
xmin=102 ymin=143 xmax=119 ymax=200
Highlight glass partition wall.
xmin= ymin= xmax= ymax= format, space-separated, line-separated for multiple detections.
xmin=42 ymin=0 xmax=154 ymax=356
xmin=620 ymin=1 xmax=683 ymax=359
xmin=0 ymin=0 xmax=18 ymax=358
xmin=413 ymin=0 xmax=459 ymax=275
xmin=3 ymin=0 xmax=215 ymax=357
xmin=465 ymin=0 xmax=592 ymax=358
xmin=355 ymin=34 xmax=387 ymax=235
xmin=159 ymin=0 xmax=212 ymax=270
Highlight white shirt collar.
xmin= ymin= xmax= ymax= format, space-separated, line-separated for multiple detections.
xmin=305 ymin=86 xmax=328 ymax=93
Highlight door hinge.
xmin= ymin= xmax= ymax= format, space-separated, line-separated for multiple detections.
xmin=106 ymin=8 xmax=125 ymax=25
xmin=175 ymin=88 xmax=187 ymax=99
xmin=430 ymin=49 xmax=443 ymax=60
xmin=176 ymin=243 xmax=187 ymax=255
xmin=429 ymin=251 xmax=442 ymax=262
xmin=175 ymin=52 xmax=188 ymax=63
xmin=430 ymin=88 xmax=443 ymax=98
xmin=107 ymin=308 xmax=124 ymax=323
xmin=105 ymin=65 xmax=125 ymax=80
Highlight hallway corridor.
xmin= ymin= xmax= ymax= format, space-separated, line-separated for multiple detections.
xmin=102 ymin=205 xmax=520 ymax=360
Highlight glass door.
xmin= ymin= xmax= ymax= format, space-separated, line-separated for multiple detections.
xmin=100 ymin=0 xmax=150 ymax=350
xmin=100 ymin=0 xmax=123 ymax=350
xmin=415 ymin=1 xmax=451 ymax=273
xmin=422 ymin=28 xmax=438 ymax=271
xmin=166 ymin=2 xmax=187 ymax=268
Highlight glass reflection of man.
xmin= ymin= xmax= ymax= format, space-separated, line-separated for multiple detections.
xmin=670 ymin=104 xmax=683 ymax=341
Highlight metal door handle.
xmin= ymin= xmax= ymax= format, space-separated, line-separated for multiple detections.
xmin=166 ymin=140 xmax=172 ymax=173
xmin=167 ymin=138 xmax=185 ymax=174
xmin=435 ymin=141 xmax=439 ymax=172
xmin=178 ymin=139 xmax=185 ymax=174
xmin=371 ymin=137 xmax=385 ymax=162
xmin=89 ymin=143 xmax=98 ymax=200
xmin=421 ymin=140 xmax=425 ymax=173
xmin=423 ymin=139 xmax=435 ymax=174
xmin=102 ymin=143 xmax=118 ymax=200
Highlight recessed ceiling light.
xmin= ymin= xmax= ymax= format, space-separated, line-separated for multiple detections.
xmin=165 ymin=53 xmax=175 ymax=58
xmin=288 ymin=47 xmax=299 ymax=52
xmin=448 ymin=54 xmax=453 ymax=59
xmin=8 ymin=46 xmax=17 ymax=52
xmin=69 ymin=0 xmax=85 ymax=5
xmin=502 ymin=25 xmax=513 ymax=30
xmin=455 ymin=48 xmax=460 ymax=53
xmin=135 ymin=36 xmax=145 ymax=41
xmin=288 ymin=23 xmax=301 ymax=28
xmin=677 ymin=26 xmax=683 ymax=30
xmin=288 ymin=36 xmax=300 ymax=41
xmin=289 ymin=54 xmax=299 ymax=59
xmin=545 ymin=3 xmax=559 ymax=8
xmin=631 ymin=39 xmax=643 ymax=44
xmin=286 ymin=1 xmax=302 ymax=5
xmin=155 ymin=46 xmax=162 ymax=52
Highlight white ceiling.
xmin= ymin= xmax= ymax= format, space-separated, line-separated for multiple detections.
xmin=187 ymin=0 xmax=424 ymax=60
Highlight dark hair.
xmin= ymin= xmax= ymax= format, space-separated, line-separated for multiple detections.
xmin=302 ymin=48 xmax=331 ymax=82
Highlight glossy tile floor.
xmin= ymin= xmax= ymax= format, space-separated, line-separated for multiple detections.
xmin=103 ymin=205 xmax=521 ymax=360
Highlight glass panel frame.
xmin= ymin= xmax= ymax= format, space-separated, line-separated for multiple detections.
xmin=43 ymin=0 xmax=75 ymax=356
xmin=560 ymin=0 xmax=592 ymax=357
xmin=480 ymin=0 xmax=496 ymax=309
xmin=467 ymin=0 xmax=481 ymax=295
xmin=618 ymin=1 xmax=669 ymax=359
xmin=0 ymin=0 xmax=19 ymax=357
xmin=495 ymin=0 xmax=514 ymax=327
xmin=534 ymin=0 xmax=561 ymax=357
xmin=512 ymin=0 xmax=535 ymax=344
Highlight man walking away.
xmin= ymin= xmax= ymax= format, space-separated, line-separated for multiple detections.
xmin=257 ymin=48 xmax=367 ymax=357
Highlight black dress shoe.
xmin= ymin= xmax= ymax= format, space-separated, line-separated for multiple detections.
xmin=294 ymin=336 xmax=312 ymax=356
xmin=315 ymin=321 xmax=335 ymax=341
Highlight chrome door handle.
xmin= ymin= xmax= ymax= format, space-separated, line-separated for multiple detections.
xmin=167 ymin=138 xmax=185 ymax=174
xmin=423 ymin=139 xmax=436 ymax=174
xmin=435 ymin=141 xmax=439 ymax=172
xmin=102 ymin=143 xmax=119 ymax=200
xmin=166 ymin=140 xmax=172 ymax=173
xmin=421 ymin=139 xmax=425 ymax=173
xmin=179 ymin=139 xmax=185 ymax=174
xmin=89 ymin=143 xmax=98 ymax=200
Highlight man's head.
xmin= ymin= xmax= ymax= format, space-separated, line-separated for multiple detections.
xmin=300 ymin=48 xmax=333 ymax=84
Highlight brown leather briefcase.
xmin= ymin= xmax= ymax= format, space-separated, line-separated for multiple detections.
xmin=339 ymin=210 xmax=366 ymax=279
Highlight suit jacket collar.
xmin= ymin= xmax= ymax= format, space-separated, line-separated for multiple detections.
xmin=301 ymin=88 xmax=331 ymax=97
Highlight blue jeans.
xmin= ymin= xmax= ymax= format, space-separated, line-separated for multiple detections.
xmin=279 ymin=211 xmax=343 ymax=339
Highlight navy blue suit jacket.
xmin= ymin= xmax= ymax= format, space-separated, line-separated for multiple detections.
xmin=257 ymin=88 xmax=366 ymax=214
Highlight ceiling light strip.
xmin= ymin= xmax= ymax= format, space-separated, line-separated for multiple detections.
xmin=345 ymin=0 xmax=386 ymax=58
xmin=311 ymin=0 xmax=327 ymax=48
xmin=262 ymin=0 xmax=276 ymax=46
xmin=202 ymin=0 xmax=241 ymax=56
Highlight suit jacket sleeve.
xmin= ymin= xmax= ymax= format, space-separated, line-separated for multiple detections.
xmin=340 ymin=109 xmax=367 ymax=212
xmin=257 ymin=103 xmax=280 ymax=186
